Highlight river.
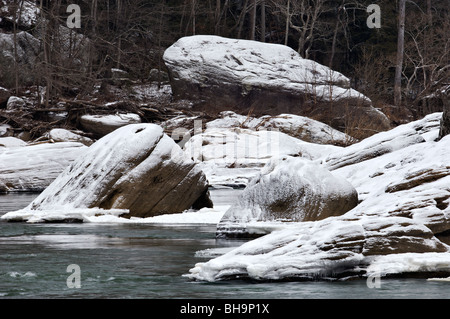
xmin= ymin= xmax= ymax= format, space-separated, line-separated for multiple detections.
xmin=0 ymin=190 xmax=449 ymax=299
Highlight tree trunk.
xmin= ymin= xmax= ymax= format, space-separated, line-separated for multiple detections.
xmin=284 ymin=0 xmax=290 ymax=46
xmin=260 ymin=0 xmax=266 ymax=42
xmin=12 ymin=0 xmax=19 ymax=95
xmin=394 ymin=0 xmax=406 ymax=106
xmin=249 ymin=0 xmax=256 ymax=40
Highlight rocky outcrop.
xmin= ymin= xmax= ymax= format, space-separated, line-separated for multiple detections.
xmin=187 ymin=214 xmax=449 ymax=282
xmin=2 ymin=124 xmax=212 ymax=222
xmin=206 ymin=111 xmax=355 ymax=146
xmin=79 ymin=113 xmax=142 ymax=138
xmin=0 ymin=141 xmax=87 ymax=193
xmin=163 ymin=35 xmax=390 ymax=139
xmin=217 ymin=156 xmax=358 ymax=238
xmin=6 ymin=96 xmax=26 ymax=110
xmin=186 ymin=112 xmax=450 ymax=282
xmin=183 ymin=126 xmax=341 ymax=187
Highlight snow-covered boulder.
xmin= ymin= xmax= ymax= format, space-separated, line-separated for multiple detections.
xmin=187 ymin=214 xmax=449 ymax=282
xmin=0 ymin=31 xmax=40 ymax=66
xmin=46 ymin=128 xmax=93 ymax=146
xmin=0 ymin=142 xmax=87 ymax=193
xmin=0 ymin=124 xmax=12 ymax=137
xmin=186 ymin=112 xmax=450 ymax=282
xmin=1 ymin=124 xmax=212 ymax=222
xmin=207 ymin=111 xmax=355 ymax=146
xmin=183 ymin=126 xmax=341 ymax=187
xmin=79 ymin=113 xmax=141 ymax=138
xmin=6 ymin=96 xmax=26 ymax=110
xmin=163 ymin=35 xmax=390 ymax=139
xmin=0 ymin=136 xmax=27 ymax=148
xmin=0 ymin=0 xmax=40 ymax=29
xmin=333 ymin=113 xmax=450 ymax=235
xmin=217 ymin=156 xmax=358 ymax=238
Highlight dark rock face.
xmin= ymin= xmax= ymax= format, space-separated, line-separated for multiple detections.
xmin=439 ymin=94 xmax=450 ymax=140
xmin=0 ymin=87 xmax=11 ymax=109
xmin=163 ymin=35 xmax=391 ymax=139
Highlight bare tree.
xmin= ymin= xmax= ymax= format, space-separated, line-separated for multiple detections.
xmin=394 ymin=0 xmax=406 ymax=106
xmin=272 ymin=0 xmax=325 ymax=59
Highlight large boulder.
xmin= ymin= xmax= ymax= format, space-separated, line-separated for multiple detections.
xmin=187 ymin=214 xmax=449 ymax=282
xmin=183 ymin=126 xmax=341 ymax=187
xmin=0 ymin=142 xmax=87 ymax=193
xmin=206 ymin=111 xmax=355 ymax=146
xmin=186 ymin=112 xmax=450 ymax=282
xmin=216 ymin=156 xmax=358 ymax=238
xmin=163 ymin=35 xmax=390 ymax=139
xmin=2 ymin=124 xmax=212 ymax=222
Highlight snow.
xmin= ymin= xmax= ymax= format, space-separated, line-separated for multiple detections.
xmin=206 ymin=111 xmax=354 ymax=145
xmin=46 ymin=128 xmax=93 ymax=146
xmin=164 ymin=35 xmax=369 ymax=103
xmin=0 ymin=142 xmax=87 ymax=192
xmin=366 ymin=253 xmax=450 ymax=278
xmin=0 ymin=0 xmax=40 ymax=28
xmin=183 ymin=126 xmax=341 ymax=187
xmin=0 ymin=137 xmax=27 ymax=148
xmin=184 ymin=113 xmax=450 ymax=282
xmin=218 ymin=156 xmax=357 ymax=228
xmin=80 ymin=113 xmax=141 ymax=127
xmin=1 ymin=123 xmax=211 ymax=222
xmin=84 ymin=206 xmax=227 ymax=225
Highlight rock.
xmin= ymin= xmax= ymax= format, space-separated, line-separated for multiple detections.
xmin=0 ymin=136 xmax=27 ymax=148
xmin=332 ymin=113 xmax=450 ymax=235
xmin=207 ymin=111 xmax=355 ymax=146
xmin=163 ymin=35 xmax=390 ymax=139
xmin=183 ymin=126 xmax=341 ymax=187
xmin=0 ymin=86 xmax=11 ymax=108
xmin=438 ymin=93 xmax=450 ymax=139
xmin=186 ymin=214 xmax=449 ymax=282
xmin=322 ymin=123 xmax=426 ymax=171
xmin=79 ymin=113 xmax=141 ymax=138
xmin=0 ymin=31 xmax=40 ymax=66
xmin=149 ymin=68 xmax=169 ymax=82
xmin=46 ymin=128 xmax=93 ymax=146
xmin=0 ymin=142 xmax=87 ymax=193
xmin=185 ymin=112 xmax=450 ymax=282
xmin=216 ymin=156 xmax=358 ymax=238
xmin=6 ymin=96 xmax=26 ymax=110
xmin=0 ymin=0 xmax=40 ymax=29
xmin=1 ymin=124 xmax=212 ymax=222
xmin=0 ymin=123 xmax=12 ymax=137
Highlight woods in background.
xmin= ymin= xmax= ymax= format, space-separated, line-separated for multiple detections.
xmin=0 ymin=0 xmax=448 ymax=119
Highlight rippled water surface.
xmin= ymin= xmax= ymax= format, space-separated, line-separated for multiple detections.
xmin=0 ymin=191 xmax=449 ymax=299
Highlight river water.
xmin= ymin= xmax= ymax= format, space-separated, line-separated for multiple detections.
xmin=0 ymin=190 xmax=449 ymax=299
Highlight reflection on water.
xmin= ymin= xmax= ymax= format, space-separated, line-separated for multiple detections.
xmin=0 ymin=191 xmax=449 ymax=299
